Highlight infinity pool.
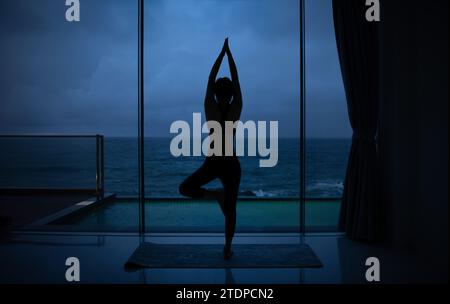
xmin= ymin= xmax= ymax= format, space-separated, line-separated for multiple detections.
xmin=51 ymin=199 xmax=340 ymax=232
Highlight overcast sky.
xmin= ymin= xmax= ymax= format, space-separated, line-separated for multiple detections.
xmin=0 ymin=0 xmax=351 ymax=138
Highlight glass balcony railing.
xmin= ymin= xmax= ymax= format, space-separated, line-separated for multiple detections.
xmin=0 ymin=135 xmax=104 ymax=196
xmin=0 ymin=135 xmax=106 ymax=229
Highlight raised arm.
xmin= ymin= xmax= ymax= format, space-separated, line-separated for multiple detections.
xmin=205 ymin=45 xmax=226 ymax=108
xmin=224 ymin=39 xmax=242 ymax=120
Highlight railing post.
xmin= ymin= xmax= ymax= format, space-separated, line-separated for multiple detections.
xmin=100 ymin=135 xmax=104 ymax=198
xmin=138 ymin=0 xmax=145 ymax=235
xmin=300 ymin=0 xmax=306 ymax=237
xmin=96 ymin=134 xmax=101 ymax=198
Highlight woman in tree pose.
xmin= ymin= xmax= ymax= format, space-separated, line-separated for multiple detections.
xmin=179 ymin=38 xmax=242 ymax=260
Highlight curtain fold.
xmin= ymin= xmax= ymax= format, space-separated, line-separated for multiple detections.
xmin=332 ymin=0 xmax=380 ymax=242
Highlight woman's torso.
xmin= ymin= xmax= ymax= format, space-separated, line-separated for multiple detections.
xmin=205 ymin=104 xmax=238 ymax=157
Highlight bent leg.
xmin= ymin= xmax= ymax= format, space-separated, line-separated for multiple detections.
xmin=179 ymin=159 xmax=216 ymax=199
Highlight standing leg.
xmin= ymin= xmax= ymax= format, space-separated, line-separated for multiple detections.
xmin=220 ymin=158 xmax=241 ymax=259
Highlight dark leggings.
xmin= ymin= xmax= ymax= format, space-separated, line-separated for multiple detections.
xmin=179 ymin=156 xmax=241 ymax=245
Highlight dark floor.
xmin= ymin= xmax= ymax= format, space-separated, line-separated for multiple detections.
xmin=0 ymin=232 xmax=446 ymax=284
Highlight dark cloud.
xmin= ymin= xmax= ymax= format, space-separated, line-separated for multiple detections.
xmin=0 ymin=0 xmax=350 ymax=138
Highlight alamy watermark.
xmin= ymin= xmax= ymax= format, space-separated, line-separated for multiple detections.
xmin=365 ymin=0 xmax=381 ymax=22
xmin=365 ymin=257 xmax=381 ymax=282
xmin=65 ymin=0 xmax=80 ymax=22
xmin=65 ymin=257 xmax=80 ymax=282
xmin=170 ymin=113 xmax=279 ymax=168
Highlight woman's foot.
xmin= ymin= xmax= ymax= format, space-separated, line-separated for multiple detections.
xmin=223 ymin=245 xmax=233 ymax=260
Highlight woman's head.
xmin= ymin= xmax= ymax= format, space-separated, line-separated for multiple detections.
xmin=214 ymin=77 xmax=234 ymax=105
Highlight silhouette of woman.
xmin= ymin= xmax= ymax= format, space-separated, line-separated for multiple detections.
xmin=179 ymin=38 xmax=242 ymax=260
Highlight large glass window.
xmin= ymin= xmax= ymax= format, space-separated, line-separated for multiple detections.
xmin=144 ymin=0 xmax=301 ymax=232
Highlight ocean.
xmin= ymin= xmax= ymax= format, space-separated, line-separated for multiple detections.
xmin=0 ymin=137 xmax=351 ymax=198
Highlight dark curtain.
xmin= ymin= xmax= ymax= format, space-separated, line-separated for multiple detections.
xmin=333 ymin=0 xmax=380 ymax=242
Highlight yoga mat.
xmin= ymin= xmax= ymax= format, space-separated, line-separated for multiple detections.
xmin=126 ymin=243 xmax=323 ymax=268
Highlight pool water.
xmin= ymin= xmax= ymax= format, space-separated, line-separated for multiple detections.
xmin=55 ymin=199 xmax=340 ymax=232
